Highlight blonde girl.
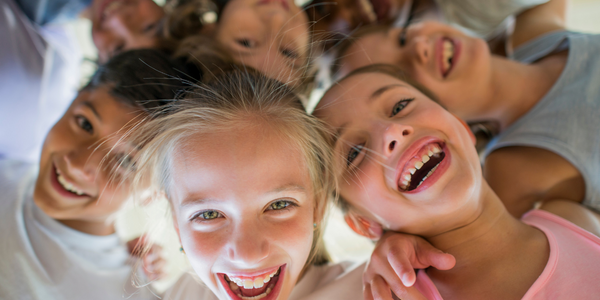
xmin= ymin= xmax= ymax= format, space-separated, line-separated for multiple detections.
xmin=129 ymin=70 xmax=364 ymax=300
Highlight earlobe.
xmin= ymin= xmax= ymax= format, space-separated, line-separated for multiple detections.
xmin=344 ymin=212 xmax=383 ymax=240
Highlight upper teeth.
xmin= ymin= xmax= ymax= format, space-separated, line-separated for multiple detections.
xmin=227 ymin=268 xmax=279 ymax=289
xmin=399 ymin=144 xmax=442 ymax=190
xmin=442 ymin=39 xmax=454 ymax=75
xmin=56 ymin=171 xmax=85 ymax=196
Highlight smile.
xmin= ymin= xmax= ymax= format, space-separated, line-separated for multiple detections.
xmin=441 ymin=38 xmax=456 ymax=77
xmin=52 ymin=165 xmax=89 ymax=197
xmin=220 ymin=265 xmax=285 ymax=300
xmin=398 ymin=142 xmax=446 ymax=191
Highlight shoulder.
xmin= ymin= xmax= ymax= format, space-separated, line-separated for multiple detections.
xmin=162 ymin=272 xmax=218 ymax=300
xmin=0 ymin=159 xmax=37 ymax=206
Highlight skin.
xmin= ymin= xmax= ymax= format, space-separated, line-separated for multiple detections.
xmin=169 ymin=121 xmax=317 ymax=300
xmin=88 ymin=0 xmax=165 ymax=63
xmin=34 ymin=86 xmax=143 ymax=236
xmin=339 ymin=20 xmax=583 ymax=217
xmin=215 ymin=0 xmax=310 ymax=87
xmin=315 ymin=72 xmax=555 ymax=300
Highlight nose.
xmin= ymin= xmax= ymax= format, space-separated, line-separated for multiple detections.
xmin=63 ymin=143 xmax=103 ymax=183
xmin=382 ymin=122 xmax=413 ymax=157
xmin=227 ymin=219 xmax=270 ymax=265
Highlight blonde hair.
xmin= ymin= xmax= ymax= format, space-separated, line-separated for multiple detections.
xmin=130 ymin=69 xmax=335 ymax=266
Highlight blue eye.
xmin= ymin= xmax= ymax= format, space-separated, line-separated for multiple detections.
xmin=347 ymin=144 xmax=364 ymax=166
xmin=391 ymin=99 xmax=414 ymax=117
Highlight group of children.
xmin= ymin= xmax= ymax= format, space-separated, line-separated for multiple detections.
xmin=1 ymin=0 xmax=600 ymax=299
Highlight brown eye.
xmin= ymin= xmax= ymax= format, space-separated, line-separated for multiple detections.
xmin=75 ymin=116 xmax=94 ymax=134
xmin=200 ymin=211 xmax=221 ymax=220
xmin=347 ymin=144 xmax=364 ymax=166
xmin=391 ymin=99 xmax=413 ymax=117
xmin=237 ymin=39 xmax=254 ymax=48
xmin=270 ymin=200 xmax=290 ymax=210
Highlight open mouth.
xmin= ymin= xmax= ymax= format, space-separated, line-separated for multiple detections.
xmin=220 ymin=265 xmax=285 ymax=300
xmin=441 ymin=38 xmax=455 ymax=77
xmin=52 ymin=165 xmax=89 ymax=197
xmin=398 ymin=143 xmax=446 ymax=191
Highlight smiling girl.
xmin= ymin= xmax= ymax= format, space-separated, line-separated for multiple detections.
xmin=0 ymin=49 xmax=198 ymax=299
xmin=128 ymin=70 xmax=365 ymax=300
xmin=315 ymin=64 xmax=600 ymax=300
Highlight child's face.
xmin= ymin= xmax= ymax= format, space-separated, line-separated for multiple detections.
xmin=34 ymin=86 xmax=141 ymax=227
xmin=315 ymin=72 xmax=482 ymax=237
xmin=216 ymin=0 xmax=309 ymax=86
xmin=169 ymin=122 xmax=315 ymax=300
xmin=339 ymin=22 xmax=491 ymax=115
xmin=90 ymin=0 xmax=165 ymax=63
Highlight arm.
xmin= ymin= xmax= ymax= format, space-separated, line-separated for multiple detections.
xmin=510 ymin=0 xmax=567 ymax=51
xmin=539 ymin=200 xmax=600 ymax=237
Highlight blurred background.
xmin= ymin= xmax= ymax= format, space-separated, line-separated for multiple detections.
xmin=55 ymin=0 xmax=600 ymax=292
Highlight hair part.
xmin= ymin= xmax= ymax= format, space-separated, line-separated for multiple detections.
xmin=130 ymin=69 xmax=336 ymax=266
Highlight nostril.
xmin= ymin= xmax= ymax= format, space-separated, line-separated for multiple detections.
xmin=389 ymin=141 xmax=396 ymax=151
xmin=402 ymin=130 xmax=409 ymax=136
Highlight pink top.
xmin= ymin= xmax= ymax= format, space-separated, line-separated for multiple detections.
xmin=413 ymin=209 xmax=600 ymax=299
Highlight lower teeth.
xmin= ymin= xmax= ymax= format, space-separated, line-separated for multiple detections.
xmin=416 ymin=164 xmax=439 ymax=188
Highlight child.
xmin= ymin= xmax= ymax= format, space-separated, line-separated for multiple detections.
xmin=315 ymin=64 xmax=600 ymax=299
xmin=0 ymin=49 xmax=198 ymax=299
xmin=127 ymin=70 xmax=365 ymax=300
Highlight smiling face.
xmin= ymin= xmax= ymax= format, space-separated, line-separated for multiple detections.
xmin=89 ymin=0 xmax=165 ymax=63
xmin=215 ymin=0 xmax=310 ymax=86
xmin=169 ymin=121 xmax=315 ymax=300
xmin=34 ymin=86 xmax=142 ymax=232
xmin=339 ymin=22 xmax=492 ymax=116
xmin=315 ymin=71 xmax=483 ymax=236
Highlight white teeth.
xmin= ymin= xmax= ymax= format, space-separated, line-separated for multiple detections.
xmin=442 ymin=40 xmax=454 ymax=74
xmin=432 ymin=146 xmax=442 ymax=154
xmin=253 ymin=278 xmax=264 ymax=288
xmin=243 ymin=279 xmax=254 ymax=289
xmin=421 ymin=155 xmax=430 ymax=163
xmin=228 ymin=268 xmax=280 ymax=291
xmin=428 ymin=150 xmax=434 ymax=156
xmin=414 ymin=161 xmax=423 ymax=170
xmin=56 ymin=172 xmax=84 ymax=195
xmin=409 ymin=168 xmax=416 ymax=175
xmin=403 ymin=174 xmax=411 ymax=181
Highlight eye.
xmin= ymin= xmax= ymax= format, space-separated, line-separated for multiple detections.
xmin=192 ymin=210 xmax=222 ymax=221
xmin=390 ymin=98 xmax=414 ymax=117
xmin=143 ymin=22 xmax=159 ymax=33
xmin=347 ymin=144 xmax=364 ymax=166
xmin=237 ymin=39 xmax=254 ymax=48
xmin=115 ymin=153 xmax=135 ymax=170
xmin=75 ymin=116 xmax=94 ymax=134
xmin=281 ymin=48 xmax=299 ymax=59
xmin=268 ymin=200 xmax=291 ymax=211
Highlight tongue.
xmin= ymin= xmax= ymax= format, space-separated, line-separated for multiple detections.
xmin=239 ymin=279 xmax=271 ymax=297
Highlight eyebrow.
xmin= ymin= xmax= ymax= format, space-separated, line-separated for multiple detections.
xmin=369 ymin=84 xmax=408 ymax=101
xmin=82 ymin=101 xmax=102 ymax=121
xmin=179 ymin=184 xmax=307 ymax=208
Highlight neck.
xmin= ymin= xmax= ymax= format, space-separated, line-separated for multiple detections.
xmin=426 ymin=182 xmax=534 ymax=271
xmin=59 ymin=219 xmax=116 ymax=236
xmin=470 ymin=56 xmax=557 ymax=129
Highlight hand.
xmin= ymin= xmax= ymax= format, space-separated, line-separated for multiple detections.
xmin=127 ymin=235 xmax=166 ymax=281
xmin=363 ymin=231 xmax=456 ymax=300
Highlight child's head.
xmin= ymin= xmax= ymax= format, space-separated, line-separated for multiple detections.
xmin=33 ymin=49 xmax=193 ymax=235
xmin=130 ymin=70 xmax=334 ymax=300
xmin=89 ymin=0 xmax=167 ymax=63
xmin=314 ymin=64 xmax=484 ymax=238
xmin=333 ymin=22 xmax=492 ymax=116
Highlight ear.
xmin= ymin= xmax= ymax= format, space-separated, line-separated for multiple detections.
xmin=344 ymin=211 xmax=383 ymax=240
xmin=451 ymin=113 xmax=476 ymax=145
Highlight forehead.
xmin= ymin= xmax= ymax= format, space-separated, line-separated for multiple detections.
xmin=170 ymin=122 xmax=311 ymax=201
xmin=73 ymin=87 xmax=142 ymax=125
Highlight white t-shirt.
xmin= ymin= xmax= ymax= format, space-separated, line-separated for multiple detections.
xmin=0 ymin=159 xmax=157 ymax=300
xmin=0 ymin=0 xmax=80 ymax=162
xmin=163 ymin=261 xmax=365 ymax=300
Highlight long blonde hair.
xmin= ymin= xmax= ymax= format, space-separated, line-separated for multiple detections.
xmin=130 ymin=69 xmax=335 ymax=265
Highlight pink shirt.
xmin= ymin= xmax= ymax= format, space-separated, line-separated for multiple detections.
xmin=414 ymin=209 xmax=600 ymax=299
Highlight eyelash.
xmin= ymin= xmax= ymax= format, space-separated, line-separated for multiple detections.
xmin=281 ymin=48 xmax=299 ymax=59
xmin=391 ymin=98 xmax=414 ymax=117
xmin=237 ymin=39 xmax=253 ymax=48
xmin=75 ymin=115 xmax=93 ymax=134
xmin=189 ymin=200 xmax=297 ymax=222
xmin=346 ymin=143 xmax=364 ymax=166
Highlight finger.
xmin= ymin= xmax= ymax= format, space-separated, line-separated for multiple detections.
xmin=386 ymin=248 xmax=418 ymax=287
xmin=415 ymin=240 xmax=456 ymax=271
xmin=371 ymin=275 xmax=394 ymax=300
